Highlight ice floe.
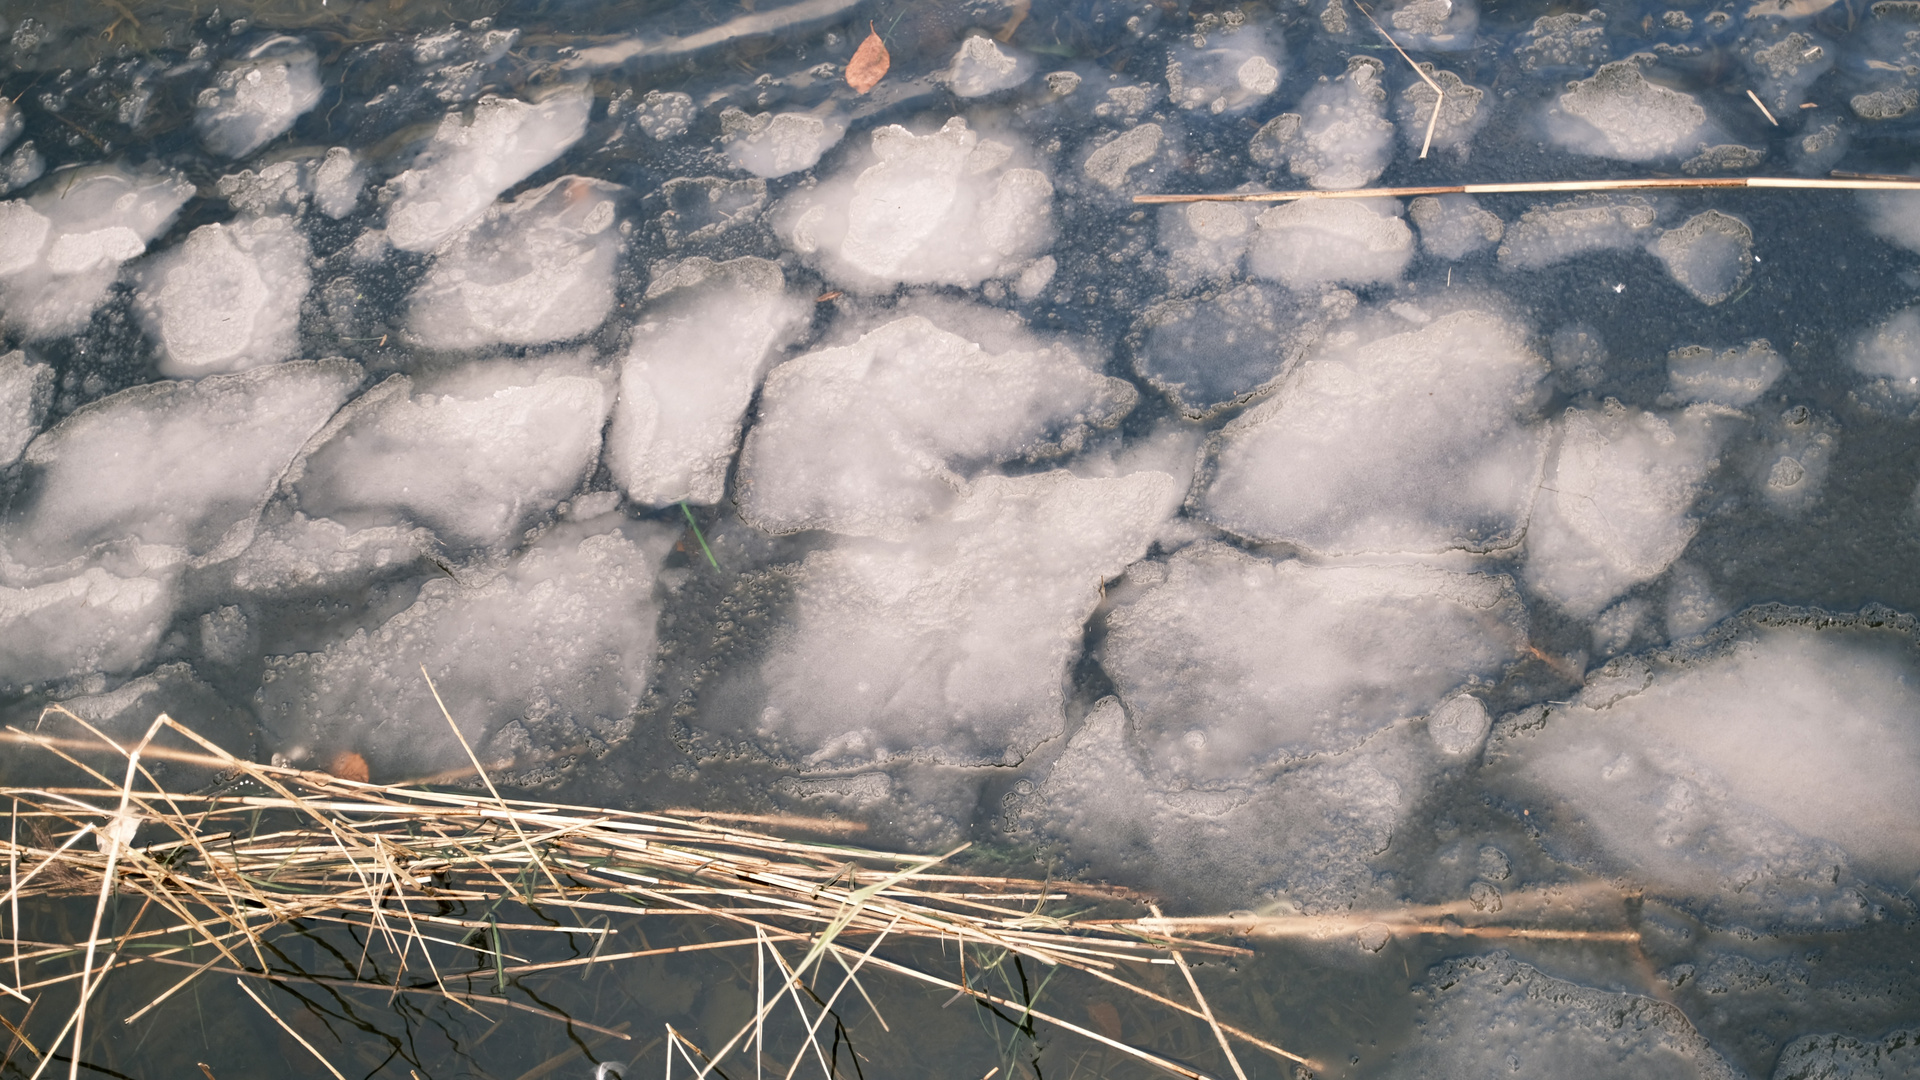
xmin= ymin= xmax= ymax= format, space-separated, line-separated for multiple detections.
xmin=1198 ymin=306 xmax=1548 ymax=555
xmin=606 ymin=257 xmax=808 ymax=507
xmin=780 ymin=118 xmax=1053 ymax=290
xmin=736 ymin=312 xmax=1134 ymax=538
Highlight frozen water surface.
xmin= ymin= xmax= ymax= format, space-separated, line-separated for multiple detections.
xmin=3 ymin=0 xmax=1920 ymax=1073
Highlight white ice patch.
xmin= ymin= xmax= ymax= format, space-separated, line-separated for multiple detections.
xmin=1248 ymin=57 xmax=1394 ymax=189
xmin=1081 ymin=124 xmax=1165 ymax=191
xmin=1490 ymin=624 xmax=1920 ymax=924
xmin=606 ymin=257 xmax=808 ymax=507
xmin=1850 ymin=305 xmax=1920 ymax=401
xmin=1652 ymin=210 xmax=1754 ymax=305
xmin=736 ymin=313 xmax=1135 ymax=538
xmin=384 ymin=87 xmax=593 ymax=252
xmin=1035 ymin=697 xmax=1438 ymax=911
xmin=1249 ymin=197 xmax=1412 ymax=289
xmin=308 ymin=147 xmax=365 ymax=219
xmin=256 ymin=518 xmax=673 ymax=776
xmin=1155 ymin=200 xmax=1255 ymax=286
xmin=779 ymin=118 xmax=1054 ymax=291
xmin=1102 ymin=542 xmax=1526 ymax=782
xmin=1409 ymin=193 xmax=1503 ymax=259
xmin=0 ymin=568 xmax=172 ymax=690
xmin=944 ymin=36 xmax=1034 ymax=97
xmin=755 ymin=470 xmax=1180 ymax=767
xmin=1862 ymin=188 xmax=1920 ymax=254
xmin=3 ymin=360 xmax=361 ymax=570
xmin=0 ymin=350 xmax=52 ymax=468
xmin=408 ymin=176 xmax=621 ymax=349
xmin=1165 ymin=25 xmax=1282 ymax=114
xmin=0 ymin=165 xmax=194 ymax=339
xmin=291 ymin=356 xmax=610 ymax=550
xmin=720 ymin=109 xmax=846 ymax=178
xmin=1548 ymin=60 xmax=1710 ymax=162
xmin=1667 ymin=340 xmax=1783 ymax=407
xmin=1498 ymin=196 xmax=1658 ymax=270
xmin=134 ymin=216 xmax=311 ymax=376
xmin=1199 ymin=308 xmax=1548 ymax=555
xmin=194 ymin=38 xmax=323 ymax=158
xmin=1524 ymin=403 xmax=1737 ymax=617
xmin=1396 ymin=69 xmax=1487 ymax=155
xmin=1742 ymin=30 xmax=1834 ymax=113
xmin=1382 ymin=0 xmax=1480 ymax=50
xmin=1389 ymin=953 xmax=1740 ymax=1080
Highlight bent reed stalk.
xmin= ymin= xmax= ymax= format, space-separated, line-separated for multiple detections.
xmin=0 ymin=710 xmax=1642 ymax=1080
xmin=1133 ymin=174 xmax=1920 ymax=204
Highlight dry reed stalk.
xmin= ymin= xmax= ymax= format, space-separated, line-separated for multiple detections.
xmin=0 ymin=710 xmax=1647 ymax=1079
xmin=1134 ymin=174 xmax=1920 ymax=204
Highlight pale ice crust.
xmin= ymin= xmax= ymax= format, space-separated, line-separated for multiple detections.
xmin=1199 ymin=308 xmax=1548 ymax=555
xmin=3 ymin=360 xmax=362 ymax=570
xmin=408 ymin=176 xmax=622 ymax=349
xmin=0 ymin=166 xmax=194 ymax=339
xmin=135 ymin=216 xmax=311 ymax=376
xmin=1389 ymin=952 xmax=1740 ymax=1080
xmin=778 ymin=118 xmax=1054 ymax=291
xmin=755 ymin=470 xmax=1181 ymax=768
xmin=606 ymin=257 xmax=808 ymax=507
xmin=1491 ymin=624 xmax=1920 ymax=925
xmin=194 ymin=40 xmax=324 ymax=159
xmin=736 ymin=313 xmax=1136 ymax=538
xmin=291 ymin=357 xmax=610 ymax=550
xmin=1524 ymin=403 xmax=1737 ymax=617
xmin=0 ymin=350 xmax=52 ymax=468
xmin=256 ymin=518 xmax=674 ymax=776
xmin=1102 ymin=541 xmax=1528 ymax=782
xmin=384 ymin=88 xmax=593 ymax=253
xmin=0 ymin=569 xmax=172 ymax=691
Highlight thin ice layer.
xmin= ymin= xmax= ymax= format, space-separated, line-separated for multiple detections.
xmin=408 ymin=176 xmax=622 ymax=349
xmin=1850 ymin=305 xmax=1920 ymax=402
xmin=778 ymin=118 xmax=1054 ymax=291
xmin=1199 ymin=308 xmax=1548 ymax=555
xmin=944 ymin=37 xmax=1034 ymax=97
xmin=1131 ymin=283 xmax=1353 ymax=419
xmin=720 ymin=109 xmax=845 ymax=178
xmin=195 ymin=38 xmax=323 ymax=158
xmin=1249 ymin=198 xmax=1413 ymax=289
xmin=292 ymin=357 xmax=610 ymax=550
xmin=756 ymin=470 xmax=1180 ymax=767
xmin=1490 ymin=624 xmax=1920 ymax=925
xmin=1524 ymin=403 xmax=1737 ymax=616
xmin=1389 ymin=953 xmax=1740 ymax=1080
xmin=3 ymin=360 xmax=361 ymax=569
xmin=1102 ymin=542 xmax=1526 ymax=782
xmin=0 ymin=165 xmax=194 ymax=339
xmin=0 ymin=350 xmax=52 ymax=468
xmin=1667 ymin=340 xmax=1783 ymax=407
xmin=1498 ymin=196 xmax=1658 ymax=270
xmin=1165 ymin=25 xmax=1281 ymax=114
xmin=385 ymin=88 xmax=593 ymax=252
xmin=736 ymin=313 xmax=1135 ymax=538
xmin=0 ymin=569 xmax=172 ymax=690
xmin=606 ymin=257 xmax=807 ymax=507
xmin=256 ymin=518 xmax=673 ymax=777
xmin=1549 ymin=60 xmax=1709 ymax=162
xmin=135 ymin=216 xmax=311 ymax=376
xmin=1248 ymin=57 xmax=1393 ymax=189
xmin=1035 ymin=697 xmax=1441 ymax=911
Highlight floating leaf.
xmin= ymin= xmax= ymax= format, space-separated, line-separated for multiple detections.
xmin=327 ymin=750 xmax=370 ymax=783
xmin=846 ymin=23 xmax=890 ymax=94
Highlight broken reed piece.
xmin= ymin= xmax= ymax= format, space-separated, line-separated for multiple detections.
xmin=1132 ymin=174 xmax=1920 ymax=204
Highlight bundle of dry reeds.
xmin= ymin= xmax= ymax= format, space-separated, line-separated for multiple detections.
xmin=0 ymin=706 xmax=1642 ymax=1080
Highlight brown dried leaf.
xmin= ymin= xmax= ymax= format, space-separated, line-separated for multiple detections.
xmin=846 ymin=23 xmax=889 ymax=95
xmin=327 ymin=750 xmax=370 ymax=783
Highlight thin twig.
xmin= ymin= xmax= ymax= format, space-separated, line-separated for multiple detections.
xmin=1355 ymin=1 xmax=1443 ymax=158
